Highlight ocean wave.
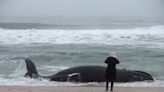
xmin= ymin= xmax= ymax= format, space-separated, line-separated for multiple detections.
xmin=0 ymin=23 xmax=79 ymax=29
xmin=0 ymin=76 xmax=164 ymax=87
xmin=0 ymin=26 xmax=164 ymax=47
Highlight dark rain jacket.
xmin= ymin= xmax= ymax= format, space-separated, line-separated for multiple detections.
xmin=104 ymin=57 xmax=119 ymax=80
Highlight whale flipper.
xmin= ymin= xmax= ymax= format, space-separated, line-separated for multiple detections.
xmin=50 ymin=73 xmax=81 ymax=82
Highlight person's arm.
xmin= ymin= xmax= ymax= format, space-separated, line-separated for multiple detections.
xmin=104 ymin=57 xmax=109 ymax=64
xmin=115 ymin=59 xmax=119 ymax=64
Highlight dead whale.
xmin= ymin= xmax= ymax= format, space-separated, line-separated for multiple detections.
xmin=24 ymin=58 xmax=153 ymax=82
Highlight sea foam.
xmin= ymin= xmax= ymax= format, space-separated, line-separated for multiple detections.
xmin=0 ymin=76 xmax=164 ymax=87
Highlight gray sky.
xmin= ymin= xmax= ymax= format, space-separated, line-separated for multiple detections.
xmin=0 ymin=0 xmax=164 ymax=17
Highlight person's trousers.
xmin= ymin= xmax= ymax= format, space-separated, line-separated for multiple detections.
xmin=106 ymin=80 xmax=114 ymax=91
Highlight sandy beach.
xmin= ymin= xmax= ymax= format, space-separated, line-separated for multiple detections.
xmin=0 ymin=86 xmax=163 ymax=92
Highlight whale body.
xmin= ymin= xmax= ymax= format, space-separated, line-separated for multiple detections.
xmin=24 ymin=59 xmax=153 ymax=82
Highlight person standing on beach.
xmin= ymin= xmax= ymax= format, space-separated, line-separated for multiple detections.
xmin=104 ymin=52 xmax=119 ymax=91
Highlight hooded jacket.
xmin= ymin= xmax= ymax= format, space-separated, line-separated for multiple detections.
xmin=104 ymin=53 xmax=119 ymax=80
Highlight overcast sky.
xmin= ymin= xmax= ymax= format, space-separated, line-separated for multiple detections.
xmin=0 ymin=0 xmax=164 ymax=17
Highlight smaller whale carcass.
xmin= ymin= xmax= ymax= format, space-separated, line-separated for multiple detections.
xmin=24 ymin=58 xmax=153 ymax=82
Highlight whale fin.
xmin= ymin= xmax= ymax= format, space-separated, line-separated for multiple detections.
xmin=67 ymin=73 xmax=81 ymax=82
xmin=49 ymin=73 xmax=81 ymax=82
xmin=24 ymin=58 xmax=39 ymax=78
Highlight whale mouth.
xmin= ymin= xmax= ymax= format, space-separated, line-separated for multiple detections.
xmin=130 ymin=71 xmax=154 ymax=81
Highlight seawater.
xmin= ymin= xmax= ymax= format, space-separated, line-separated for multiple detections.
xmin=0 ymin=25 xmax=164 ymax=87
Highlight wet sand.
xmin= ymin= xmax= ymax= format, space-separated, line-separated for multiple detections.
xmin=0 ymin=86 xmax=163 ymax=92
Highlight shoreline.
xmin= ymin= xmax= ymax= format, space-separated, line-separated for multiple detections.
xmin=0 ymin=86 xmax=163 ymax=92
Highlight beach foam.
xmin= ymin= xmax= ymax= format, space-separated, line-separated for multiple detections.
xmin=0 ymin=76 xmax=164 ymax=87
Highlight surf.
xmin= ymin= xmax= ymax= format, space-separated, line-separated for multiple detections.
xmin=0 ymin=25 xmax=164 ymax=47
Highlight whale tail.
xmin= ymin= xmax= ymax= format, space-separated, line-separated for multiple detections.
xmin=23 ymin=58 xmax=40 ymax=78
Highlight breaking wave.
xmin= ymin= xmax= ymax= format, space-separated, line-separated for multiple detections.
xmin=0 ymin=25 xmax=164 ymax=48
